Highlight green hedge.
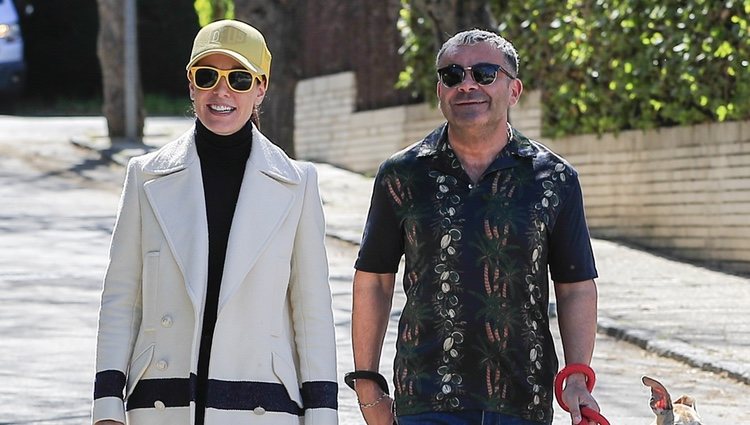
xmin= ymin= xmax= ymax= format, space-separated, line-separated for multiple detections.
xmin=398 ymin=0 xmax=750 ymax=138
xmin=194 ymin=0 xmax=234 ymax=27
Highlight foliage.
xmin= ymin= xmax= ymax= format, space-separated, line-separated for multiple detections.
xmin=396 ymin=0 xmax=440 ymax=102
xmin=398 ymin=0 xmax=750 ymax=137
xmin=194 ymin=0 xmax=235 ymax=26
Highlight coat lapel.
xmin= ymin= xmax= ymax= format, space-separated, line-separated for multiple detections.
xmin=219 ymin=127 xmax=302 ymax=310
xmin=142 ymin=129 xmax=208 ymax=310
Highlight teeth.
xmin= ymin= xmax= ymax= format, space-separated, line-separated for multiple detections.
xmin=209 ymin=104 xmax=235 ymax=112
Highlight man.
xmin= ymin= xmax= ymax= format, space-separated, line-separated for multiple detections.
xmin=350 ymin=29 xmax=600 ymax=425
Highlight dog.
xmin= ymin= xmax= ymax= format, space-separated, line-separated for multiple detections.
xmin=642 ymin=376 xmax=703 ymax=425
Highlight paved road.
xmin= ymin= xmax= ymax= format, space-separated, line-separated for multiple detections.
xmin=1 ymin=116 xmax=749 ymax=424
xmin=0 ymin=153 xmax=116 ymax=424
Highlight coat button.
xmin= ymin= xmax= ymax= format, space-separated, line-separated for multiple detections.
xmin=161 ymin=315 xmax=173 ymax=328
xmin=154 ymin=400 xmax=165 ymax=410
xmin=156 ymin=360 xmax=168 ymax=370
xmin=253 ymin=406 xmax=266 ymax=415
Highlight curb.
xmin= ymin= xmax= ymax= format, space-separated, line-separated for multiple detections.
xmin=597 ymin=316 xmax=750 ymax=385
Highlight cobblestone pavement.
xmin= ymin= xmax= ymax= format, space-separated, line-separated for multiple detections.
xmin=1 ymin=116 xmax=748 ymax=424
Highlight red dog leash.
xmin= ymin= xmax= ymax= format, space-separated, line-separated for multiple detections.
xmin=554 ymin=364 xmax=610 ymax=425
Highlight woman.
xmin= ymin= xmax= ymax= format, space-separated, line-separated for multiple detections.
xmin=92 ymin=20 xmax=338 ymax=425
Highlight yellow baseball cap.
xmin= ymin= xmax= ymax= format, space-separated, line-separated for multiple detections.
xmin=186 ymin=20 xmax=272 ymax=83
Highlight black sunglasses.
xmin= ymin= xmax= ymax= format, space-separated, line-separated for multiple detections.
xmin=189 ymin=66 xmax=258 ymax=93
xmin=437 ymin=63 xmax=515 ymax=88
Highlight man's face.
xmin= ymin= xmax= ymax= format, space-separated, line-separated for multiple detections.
xmin=436 ymin=42 xmax=522 ymax=132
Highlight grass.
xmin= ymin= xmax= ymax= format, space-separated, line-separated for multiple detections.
xmin=4 ymin=95 xmax=102 ymax=116
xmin=3 ymin=93 xmax=192 ymax=117
xmin=144 ymin=94 xmax=194 ymax=117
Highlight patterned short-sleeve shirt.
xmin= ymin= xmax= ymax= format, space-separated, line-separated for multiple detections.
xmin=355 ymin=124 xmax=598 ymax=424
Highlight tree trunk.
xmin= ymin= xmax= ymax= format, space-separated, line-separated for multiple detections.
xmin=234 ymin=0 xmax=301 ymax=157
xmin=96 ymin=0 xmax=144 ymax=142
xmin=213 ymin=1 xmax=227 ymax=20
xmin=413 ymin=0 xmax=495 ymax=42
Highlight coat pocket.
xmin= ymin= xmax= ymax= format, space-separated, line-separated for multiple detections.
xmin=271 ymin=351 xmax=303 ymax=408
xmin=126 ymin=343 xmax=155 ymax=398
xmin=142 ymin=251 xmax=160 ymax=332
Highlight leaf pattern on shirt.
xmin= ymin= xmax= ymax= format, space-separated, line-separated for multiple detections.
xmin=368 ymin=125 xmax=592 ymax=424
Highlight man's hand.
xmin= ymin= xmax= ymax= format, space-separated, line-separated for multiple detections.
xmin=561 ymin=373 xmax=600 ymax=425
xmin=555 ymin=279 xmax=599 ymax=424
xmin=352 ymin=271 xmax=397 ymax=424
xmin=355 ymin=379 xmax=394 ymax=425
xmin=360 ymin=395 xmax=394 ymax=425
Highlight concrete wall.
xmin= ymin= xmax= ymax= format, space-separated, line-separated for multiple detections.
xmin=543 ymin=121 xmax=750 ymax=274
xmin=294 ymin=72 xmax=750 ymax=275
xmin=294 ymin=72 xmax=542 ymax=174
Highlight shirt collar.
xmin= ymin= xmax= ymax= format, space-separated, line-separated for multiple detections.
xmin=416 ymin=123 xmax=539 ymax=159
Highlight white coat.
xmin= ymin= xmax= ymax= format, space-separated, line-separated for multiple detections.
xmin=92 ymin=126 xmax=338 ymax=425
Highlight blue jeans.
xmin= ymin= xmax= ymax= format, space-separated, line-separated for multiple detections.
xmin=396 ymin=410 xmax=542 ymax=425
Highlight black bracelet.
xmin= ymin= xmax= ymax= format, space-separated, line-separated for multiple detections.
xmin=344 ymin=370 xmax=390 ymax=395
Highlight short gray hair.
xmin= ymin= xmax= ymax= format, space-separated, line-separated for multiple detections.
xmin=436 ymin=29 xmax=519 ymax=77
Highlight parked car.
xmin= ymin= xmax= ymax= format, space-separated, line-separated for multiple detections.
xmin=0 ymin=0 xmax=25 ymax=99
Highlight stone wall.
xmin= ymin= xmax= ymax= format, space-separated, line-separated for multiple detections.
xmin=294 ymin=72 xmax=750 ymax=274
xmin=543 ymin=121 xmax=750 ymax=274
xmin=296 ymin=0 xmax=412 ymax=110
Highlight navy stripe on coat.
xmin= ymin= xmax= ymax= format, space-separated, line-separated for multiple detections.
xmin=94 ymin=370 xmax=126 ymax=399
xmin=127 ymin=377 xmax=191 ymax=409
xmin=301 ymin=381 xmax=338 ymax=410
xmin=123 ymin=376 xmax=337 ymax=414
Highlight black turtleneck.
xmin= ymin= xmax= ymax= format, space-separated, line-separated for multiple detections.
xmin=193 ymin=119 xmax=253 ymax=425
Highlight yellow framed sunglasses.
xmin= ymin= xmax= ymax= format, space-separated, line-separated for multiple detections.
xmin=188 ymin=66 xmax=259 ymax=93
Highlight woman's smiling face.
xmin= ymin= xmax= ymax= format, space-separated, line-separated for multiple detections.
xmin=189 ymin=53 xmax=266 ymax=135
